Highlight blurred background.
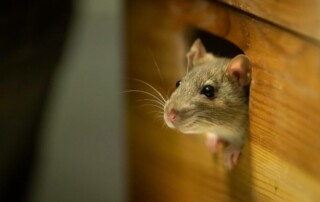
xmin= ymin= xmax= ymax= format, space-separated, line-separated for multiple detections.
xmin=0 ymin=0 xmax=126 ymax=202
xmin=4 ymin=0 xmax=319 ymax=201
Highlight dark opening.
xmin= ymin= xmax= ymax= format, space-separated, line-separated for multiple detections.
xmin=190 ymin=29 xmax=244 ymax=58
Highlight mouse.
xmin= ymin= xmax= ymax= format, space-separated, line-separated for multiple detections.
xmin=164 ymin=38 xmax=251 ymax=169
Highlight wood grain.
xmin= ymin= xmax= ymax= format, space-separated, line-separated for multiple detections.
xmin=126 ymin=0 xmax=320 ymax=201
xmin=216 ymin=0 xmax=320 ymax=42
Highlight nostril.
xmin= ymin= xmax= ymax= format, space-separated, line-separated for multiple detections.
xmin=167 ymin=108 xmax=178 ymax=121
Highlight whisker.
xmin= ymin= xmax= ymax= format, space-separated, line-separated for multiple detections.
xmin=155 ymin=112 xmax=164 ymax=116
xmin=136 ymin=98 xmax=165 ymax=107
xmin=146 ymin=111 xmax=164 ymax=120
xmin=122 ymin=89 xmax=163 ymax=103
xmin=149 ymin=110 xmax=164 ymax=116
xmin=156 ymin=114 xmax=165 ymax=120
xmin=137 ymin=103 xmax=164 ymax=111
xmin=156 ymin=116 xmax=165 ymax=122
xmin=148 ymin=49 xmax=165 ymax=87
xmin=161 ymin=122 xmax=166 ymax=128
xmin=130 ymin=78 xmax=167 ymax=103
xmin=133 ymin=104 xmax=164 ymax=120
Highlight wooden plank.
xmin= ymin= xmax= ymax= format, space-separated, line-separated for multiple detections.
xmin=216 ymin=0 xmax=320 ymax=42
xmin=126 ymin=0 xmax=320 ymax=201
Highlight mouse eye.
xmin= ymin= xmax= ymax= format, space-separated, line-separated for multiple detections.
xmin=201 ymin=85 xmax=215 ymax=98
xmin=176 ymin=80 xmax=181 ymax=88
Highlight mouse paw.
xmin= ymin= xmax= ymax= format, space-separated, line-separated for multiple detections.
xmin=224 ymin=146 xmax=241 ymax=170
xmin=206 ymin=133 xmax=221 ymax=154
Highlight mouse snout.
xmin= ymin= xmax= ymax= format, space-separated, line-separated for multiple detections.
xmin=167 ymin=107 xmax=178 ymax=122
xmin=164 ymin=105 xmax=180 ymax=128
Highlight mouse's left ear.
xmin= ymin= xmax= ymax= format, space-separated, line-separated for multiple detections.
xmin=186 ymin=39 xmax=214 ymax=71
xmin=226 ymin=54 xmax=251 ymax=86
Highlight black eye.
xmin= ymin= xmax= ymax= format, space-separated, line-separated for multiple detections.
xmin=201 ymin=85 xmax=215 ymax=98
xmin=176 ymin=80 xmax=181 ymax=88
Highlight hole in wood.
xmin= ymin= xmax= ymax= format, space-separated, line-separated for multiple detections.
xmin=189 ymin=29 xmax=244 ymax=58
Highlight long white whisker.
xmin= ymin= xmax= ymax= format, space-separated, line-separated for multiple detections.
xmin=149 ymin=50 xmax=164 ymax=86
xmin=149 ymin=110 xmax=164 ymax=116
xmin=145 ymin=110 xmax=164 ymax=119
xmin=161 ymin=122 xmax=167 ymax=129
xmin=155 ymin=116 xmax=165 ymax=122
xmin=122 ymin=90 xmax=163 ymax=103
xmin=130 ymin=78 xmax=166 ymax=103
xmin=136 ymin=98 xmax=164 ymax=107
xmin=137 ymin=103 xmax=163 ymax=110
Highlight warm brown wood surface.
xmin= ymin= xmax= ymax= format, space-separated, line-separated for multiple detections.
xmin=126 ymin=0 xmax=320 ymax=201
xmin=216 ymin=0 xmax=320 ymax=42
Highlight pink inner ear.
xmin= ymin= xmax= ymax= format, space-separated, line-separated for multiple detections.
xmin=227 ymin=55 xmax=251 ymax=86
xmin=195 ymin=40 xmax=207 ymax=59
xmin=230 ymin=64 xmax=245 ymax=85
xmin=186 ymin=39 xmax=207 ymax=66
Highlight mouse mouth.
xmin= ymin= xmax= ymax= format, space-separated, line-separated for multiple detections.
xmin=164 ymin=101 xmax=204 ymax=134
xmin=163 ymin=113 xmax=201 ymax=134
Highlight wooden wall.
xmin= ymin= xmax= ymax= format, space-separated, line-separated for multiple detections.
xmin=125 ymin=0 xmax=320 ymax=201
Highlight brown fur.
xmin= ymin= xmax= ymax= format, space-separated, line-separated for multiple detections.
xmin=164 ymin=39 xmax=251 ymax=169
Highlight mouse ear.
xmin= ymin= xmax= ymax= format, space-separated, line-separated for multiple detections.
xmin=186 ymin=39 xmax=213 ymax=71
xmin=226 ymin=54 xmax=251 ymax=86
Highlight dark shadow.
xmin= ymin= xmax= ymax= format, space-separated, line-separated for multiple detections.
xmin=0 ymin=1 xmax=73 ymax=201
xmin=190 ymin=30 xmax=244 ymax=57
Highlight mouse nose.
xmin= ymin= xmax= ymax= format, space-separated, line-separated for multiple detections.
xmin=167 ymin=107 xmax=178 ymax=122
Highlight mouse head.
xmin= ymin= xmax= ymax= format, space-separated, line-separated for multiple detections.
xmin=164 ymin=39 xmax=251 ymax=134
